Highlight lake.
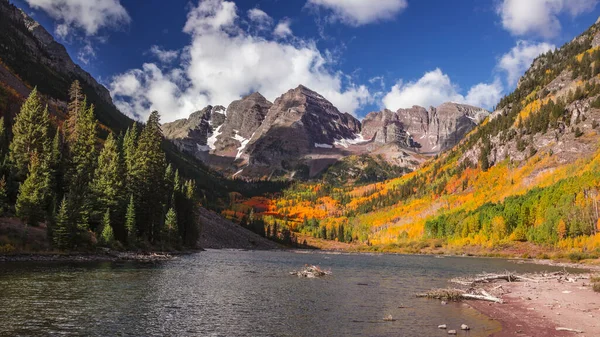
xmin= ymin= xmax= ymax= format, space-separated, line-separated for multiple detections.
xmin=0 ymin=250 xmax=577 ymax=336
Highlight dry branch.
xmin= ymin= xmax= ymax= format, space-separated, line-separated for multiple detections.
xmin=416 ymin=288 xmax=503 ymax=303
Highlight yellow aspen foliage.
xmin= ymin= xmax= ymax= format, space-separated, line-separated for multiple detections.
xmin=558 ymin=219 xmax=567 ymax=239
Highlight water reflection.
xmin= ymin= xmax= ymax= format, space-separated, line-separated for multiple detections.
xmin=0 ymin=251 xmax=580 ymax=336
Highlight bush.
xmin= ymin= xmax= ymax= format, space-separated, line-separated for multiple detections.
xmin=593 ymin=282 xmax=600 ymax=293
xmin=568 ymin=251 xmax=589 ymax=262
xmin=0 ymin=243 xmax=15 ymax=254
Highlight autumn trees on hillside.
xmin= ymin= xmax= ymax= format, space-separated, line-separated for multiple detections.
xmin=1 ymin=81 xmax=199 ymax=250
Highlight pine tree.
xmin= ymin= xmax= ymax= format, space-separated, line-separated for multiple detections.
xmin=125 ymin=194 xmax=136 ymax=242
xmin=66 ymin=80 xmax=84 ymax=141
xmin=0 ymin=175 xmax=7 ymax=215
xmin=165 ymin=207 xmax=178 ymax=246
xmin=66 ymin=100 xmax=98 ymax=231
xmin=0 ymin=117 xmax=8 ymax=157
xmin=9 ymin=88 xmax=52 ymax=179
xmin=100 ymin=208 xmax=114 ymax=246
xmin=16 ymin=153 xmax=51 ymax=226
xmin=91 ymin=133 xmax=125 ymax=226
xmin=53 ymin=196 xmax=72 ymax=250
xmin=123 ymin=124 xmax=138 ymax=193
xmin=49 ymin=129 xmax=64 ymax=205
xmin=130 ymin=111 xmax=166 ymax=241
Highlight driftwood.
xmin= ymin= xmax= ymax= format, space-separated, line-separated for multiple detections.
xmin=416 ymin=288 xmax=503 ymax=303
xmin=555 ymin=327 xmax=584 ymax=333
xmin=290 ymin=265 xmax=331 ymax=278
xmin=450 ymin=272 xmax=538 ymax=286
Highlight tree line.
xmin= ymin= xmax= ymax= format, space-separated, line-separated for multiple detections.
xmin=0 ymin=81 xmax=199 ymax=250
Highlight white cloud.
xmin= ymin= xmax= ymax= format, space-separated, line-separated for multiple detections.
xmin=247 ymin=8 xmax=273 ymax=31
xmin=77 ymin=41 xmax=96 ymax=64
xmin=149 ymin=45 xmax=179 ymax=64
xmin=274 ymin=19 xmax=293 ymax=38
xmin=465 ymin=81 xmax=504 ymax=110
xmin=383 ymin=69 xmax=502 ymax=111
xmin=110 ymin=0 xmax=373 ymax=122
xmin=24 ymin=0 xmax=131 ymax=37
xmin=498 ymin=40 xmax=555 ymax=86
xmin=497 ymin=0 xmax=598 ymax=38
xmin=307 ymin=0 xmax=408 ymax=26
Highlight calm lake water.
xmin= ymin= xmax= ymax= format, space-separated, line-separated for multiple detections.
xmin=0 ymin=250 xmax=579 ymax=337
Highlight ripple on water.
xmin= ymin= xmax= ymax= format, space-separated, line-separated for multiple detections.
xmin=0 ymin=250 xmax=579 ymax=337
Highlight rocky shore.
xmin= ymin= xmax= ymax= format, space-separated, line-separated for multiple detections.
xmin=467 ymin=273 xmax=599 ymax=337
xmin=0 ymin=250 xmax=189 ymax=263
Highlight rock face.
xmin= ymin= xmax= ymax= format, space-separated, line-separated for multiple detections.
xmin=212 ymin=92 xmax=272 ymax=157
xmin=363 ymin=103 xmax=489 ymax=154
xmin=161 ymin=105 xmax=226 ymax=159
xmin=163 ymin=85 xmax=488 ymax=179
xmin=245 ymin=85 xmax=361 ymax=169
xmin=0 ymin=0 xmax=114 ymax=107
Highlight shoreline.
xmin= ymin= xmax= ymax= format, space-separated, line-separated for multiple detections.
xmin=463 ymin=273 xmax=599 ymax=337
xmin=466 ymin=272 xmax=600 ymax=337
xmin=0 ymin=249 xmax=201 ymax=263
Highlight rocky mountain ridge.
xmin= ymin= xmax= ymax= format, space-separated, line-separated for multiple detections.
xmin=162 ymin=85 xmax=490 ymax=180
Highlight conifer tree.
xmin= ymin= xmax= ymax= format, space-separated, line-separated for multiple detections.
xmin=131 ymin=111 xmax=166 ymax=241
xmin=165 ymin=207 xmax=178 ymax=246
xmin=125 ymin=195 xmax=136 ymax=242
xmin=16 ymin=153 xmax=51 ymax=225
xmin=123 ymin=124 xmax=138 ymax=192
xmin=9 ymin=88 xmax=51 ymax=179
xmin=0 ymin=175 xmax=7 ymax=215
xmin=66 ymin=80 xmax=84 ymax=141
xmin=100 ymin=208 xmax=114 ymax=246
xmin=66 ymin=99 xmax=98 ymax=230
xmin=53 ymin=196 xmax=72 ymax=250
xmin=91 ymin=133 xmax=125 ymax=225
xmin=49 ymin=129 xmax=64 ymax=205
xmin=0 ymin=117 xmax=8 ymax=157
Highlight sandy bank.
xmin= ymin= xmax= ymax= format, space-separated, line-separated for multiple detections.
xmin=469 ymin=273 xmax=599 ymax=337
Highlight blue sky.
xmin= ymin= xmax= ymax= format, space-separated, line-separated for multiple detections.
xmin=12 ymin=0 xmax=600 ymax=122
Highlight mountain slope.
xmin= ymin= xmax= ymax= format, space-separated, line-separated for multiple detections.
xmin=226 ymin=16 xmax=600 ymax=255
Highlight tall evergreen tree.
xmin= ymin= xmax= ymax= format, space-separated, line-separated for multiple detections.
xmin=66 ymin=99 xmax=98 ymax=230
xmin=15 ymin=153 xmax=51 ymax=225
xmin=100 ymin=208 xmax=114 ymax=246
xmin=91 ymin=133 xmax=125 ymax=227
xmin=122 ymin=124 xmax=138 ymax=192
xmin=131 ymin=111 xmax=166 ymax=241
xmin=125 ymin=194 xmax=136 ymax=243
xmin=53 ymin=196 xmax=72 ymax=250
xmin=66 ymin=80 xmax=84 ymax=141
xmin=164 ymin=207 xmax=178 ymax=246
xmin=9 ymin=88 xmax=51 ymax=179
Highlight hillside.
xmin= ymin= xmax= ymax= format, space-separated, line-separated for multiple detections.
xmin=0 ymin=0 xmax=288 ymax=211
xmin=223 ymin=17 xmax=600 ymax=257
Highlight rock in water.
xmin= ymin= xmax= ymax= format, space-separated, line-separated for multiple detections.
xmin=461 ymin=324 xmax=470 ymax=330
xmin=448 ymin=330 xmax=457 ymax=335
xmin=438 ymin=324 xmax=447 ymax=329
xmin=383 ymin=315 xmax=395 ymax=322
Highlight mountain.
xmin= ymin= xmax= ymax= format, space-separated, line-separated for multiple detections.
xmin=0 ymin=0 xmax=130 ymax=132
xmin=224 ymin=16 xmax=600 ymax=256
xmin=0 ymin=0 xmax=262 ymax=209
xmin=163 ymin=86 xmax=489 ymax=180
xmin=362 ymin=103 xmax=489 ymax=154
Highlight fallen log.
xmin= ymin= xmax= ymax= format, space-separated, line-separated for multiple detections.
xmin=555 ymin=327 xmax=584 ymax=333
xmin=451 ymin=272 xmax=539 ymax=286
xmin=416 ymin=288 xmax=503 ymax=303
